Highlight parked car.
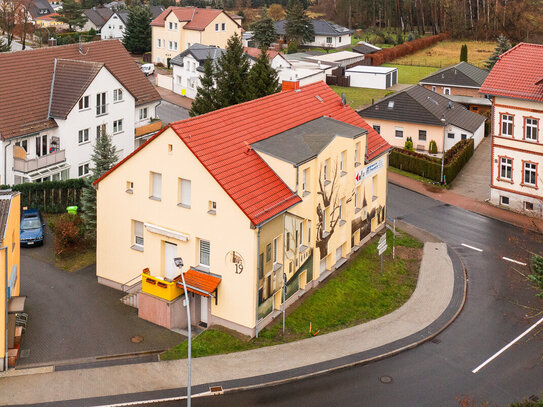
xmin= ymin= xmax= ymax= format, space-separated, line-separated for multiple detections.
xmin=140 ymin=63 xmax=154 ymax=76
xmin=20 ymin=209 xmax=45 ymax=247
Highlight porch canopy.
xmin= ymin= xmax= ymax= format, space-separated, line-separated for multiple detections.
xmin=176 ymin=268 xmax=221 ymax=298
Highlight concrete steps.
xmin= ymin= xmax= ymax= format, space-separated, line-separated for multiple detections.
xmin=121 ymin=292 xmax=139 ymax=308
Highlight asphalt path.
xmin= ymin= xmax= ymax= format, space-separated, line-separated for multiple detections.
xmin=133 ymin=183 xmax=543 ymax=407
xmin=156 ymin=100 xmax=190 ymax=125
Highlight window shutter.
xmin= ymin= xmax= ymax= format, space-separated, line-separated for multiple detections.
xmin=134 ymin=221 xmax=144 ymax=246
xmin=200 ymin=240 xmax=210 ymax=266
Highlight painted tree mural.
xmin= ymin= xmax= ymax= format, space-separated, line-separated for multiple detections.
xmin=316 ymin=162 xmax=342 ymax=259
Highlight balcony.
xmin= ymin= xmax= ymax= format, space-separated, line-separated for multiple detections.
xmin=13 ymin=149 xmax=66 ymax=173
xmin=135 ymin=120 xmax=162 ymax=138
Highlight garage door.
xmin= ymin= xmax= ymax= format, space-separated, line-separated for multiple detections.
xmin=386 ymin=74 xmax=391 ymax=88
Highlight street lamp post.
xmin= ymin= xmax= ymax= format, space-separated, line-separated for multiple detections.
xmin=174 ymin=257 xmax=191 ymax=407
xmin=441 ymin=116 xmax=446 ymax=184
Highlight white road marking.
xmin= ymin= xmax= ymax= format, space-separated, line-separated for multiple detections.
xmin=502 ymin=257 xmax=527 ymax=266
xmin=461 ymin=243 xmax=483 ymax=252
xmin=472 ymin=315 xmax=543 ymax=374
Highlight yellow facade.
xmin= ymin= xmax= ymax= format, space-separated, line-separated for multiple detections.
xmin=97 ymin=123 xmax=388 ymax=337
xmin=0 ymin=192 xmax=21 ymax=371
xmin=151 ymin=10 xmax=242 ymax=65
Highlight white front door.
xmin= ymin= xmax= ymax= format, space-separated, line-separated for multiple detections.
xmin=200 ymin=296 xmax=208 ymax=325
xmin=164 ymin=242 xmax=178 ymax=280
xmin=336 ymin=246 xmax=343 ymax=262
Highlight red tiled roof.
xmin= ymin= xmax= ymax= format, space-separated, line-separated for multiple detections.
xmin=244 ymin=47 xmax=281 ymax=61
xmin=0 ymin=40 xmax=160 ymax=140
xmin=177 ymin=268 xmax=221 ymax=297
xmin=151 ymin=7 xmax=239 ymax=31
xmin=96 ymin=82 xmax=390 ymax=226
xmin=479 ymin=42 xmax=543 ymax=102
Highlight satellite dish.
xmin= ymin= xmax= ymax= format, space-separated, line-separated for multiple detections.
xmin=341 ymin=93 xmax=347 ymax=105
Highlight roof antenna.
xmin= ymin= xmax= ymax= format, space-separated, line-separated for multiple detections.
xmin=78 ymin=37 xmax=89 ymax=55
xmin=341 ymin=92 xmax=347 ymax=106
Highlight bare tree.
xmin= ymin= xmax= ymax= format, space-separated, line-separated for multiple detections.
xmin=0 ymin=0 xmax=18 ymax=46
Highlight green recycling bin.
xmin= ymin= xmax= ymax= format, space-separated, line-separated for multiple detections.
xmin=67 ymin=206 xmax=78 ymax=215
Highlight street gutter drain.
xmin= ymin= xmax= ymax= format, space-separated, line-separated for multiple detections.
xmin=379 ymin=375 xmax=393 ymax=384
xmin=431 ymin=338 xmax=441 ymax=344
xmin=130 ymin=335 xmax=144 ymax=343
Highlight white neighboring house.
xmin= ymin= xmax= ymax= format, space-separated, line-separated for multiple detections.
xmin=0 ymin=41 xmax=161 ymax=185
xmin=100 ymin=11 xmax=128 ymax=39
xmin=274 ymin=19 xmax=353 ymax=49
xmin=170 ymin=44 xmax=226 ymax=99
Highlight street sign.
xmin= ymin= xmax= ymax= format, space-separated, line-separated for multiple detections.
xmin=379 ymin=234 xmax=386 ymax=245
xmin=378 ymin=244 xmax=387 ymax=256
xmin=377 ymin=241 xmax=387 ymax=251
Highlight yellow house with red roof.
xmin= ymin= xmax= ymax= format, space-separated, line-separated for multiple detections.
xmin=151 ymin=7 xmax=242 ymax=67
xmin=94 ymin=82 xmax=391 ymax=336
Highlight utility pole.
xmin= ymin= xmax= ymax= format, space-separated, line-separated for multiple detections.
xmin=174 ymin=258 xmax=191 ymax=407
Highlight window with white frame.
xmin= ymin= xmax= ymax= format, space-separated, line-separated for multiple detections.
xmin=395 ymin=127 xmax=403 ymax=138
xmin=432 ymin=86 xmax=436 ymax=92
xmin=354 ymin=186 xmax=358 ymax=208
xmin=79 ymin=95 xmax=89 ymax=110
xmin=139 ymin=107 xmax=148 ymax=120
xmin=302 ymin=168 xmax=309 ymax=193
xmin=273 ymin=237 xmax=278 ymax=263
xmin=418 ymin=130 xmax=427 ymax=141
xmin=524 ymin=162 xmax=537 ymax=186
xmin=501 ymin=114 xmax=513 ymax=136
xmin=173 ymin=41 xmax=178 ymax=51
xmin=340 ymin=150 xmax=346 ymax=173
xmin=78 ymin=128 xmax=89 ymax=144
xmin=307 ymin=220 xmax=311 ymax=244
xmin=443 ymin=88 xmax=451 ymax=95
xmin=323 ymin=159 xmax=329 ymax=182
xmin=96 ymin=124 xmax=106 ymax=138
xmin=113 ymin=89 xmax=123 ymax=102
xmin=113 ymin=119 xmax=123 ymax=133
xmin=133 ymin=220 xmax=144 ymax=248
xmin=208 ymin=200 xmax=216 ymax=214
xmin=525 ymin=118 xmax=538 ymax=141
xmin=221 ymin=23 xmax=226 ymax=30
xmin=178 ymin=178 xmax=191 ymax=207
xmin=326 ymin=36 xmax=332 ymax=43
xmin=500 ymin=157 xmax=512 ymax=180
xmin=355 ymin=142 xmax=360 ymax=164
xmin=299 ymin=222 xmax=304 ymax=246
xmin=96 ymin=92 xmax=106 ymax=116
xmin=215 ymin=23 xmax=219 ymax=31
xmin=199 ymin=239 xmax=210 ymax=267
xmin=78 ymin=163 xmax=90 ymax=177
xmin=157 ymin=38 xmax=161 ymax=48
xmin=150 ymin=172 xmax=162 ymax=200
xmin=339 ymin=198 xmax=343 ymax=220
xmin=323 ymin=207 xmax=328 ymax=232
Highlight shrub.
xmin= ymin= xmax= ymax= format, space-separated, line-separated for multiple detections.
xmin=51 ymin=213 xmax=84 ymax=255
xmin=287 ymin=41 xmax=298 ymax=54
xmin=407 ymin=32 xmax=414 ymax=41
xmin=429 ymin=140 xmax=438 ymax=154
xmin=404 ymin=137 xmax=414 ymax=151
xmin=529 ymin=254 xmax=543 ymax=298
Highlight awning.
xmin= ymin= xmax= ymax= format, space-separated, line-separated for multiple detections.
xmin=176 ymin=268 xmax=221 ymax=298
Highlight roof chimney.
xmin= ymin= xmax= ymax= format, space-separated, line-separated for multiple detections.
xmin=282 ymin=80 xmax=300 ymax=92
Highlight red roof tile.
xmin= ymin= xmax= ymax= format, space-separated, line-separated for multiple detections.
xmin=177 ymin=268 xmax=221 ymax=297
xmin=479 ymin=42 xmax=543 ymax=102
xmin=244 ymin=47 xmax=282 ymax=61
xmin=96 ymin=82 xmax=390 ymax=226
xmin=151 ymin=6 xmax=239 ymax=31
xmin=0 ymin=40 xmax=160 ymax=140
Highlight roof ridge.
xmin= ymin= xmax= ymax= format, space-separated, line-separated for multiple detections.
xmin=56 ymin=58 xmax=104 ymax=66
xmin=405 ymin=87 xmax=445 ymax=123
xmin=0 ymin=39 xmax=119 ymax=57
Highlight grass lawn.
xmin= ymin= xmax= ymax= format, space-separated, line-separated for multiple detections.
xmin=382 ymin=64 xmax=439 ymax=84
xmin=390 ymin=40 xmax=495 ymax=68
xmin=330 ymin=86 xmax=392 ymax=110
xmin=160 ymin=229 xmax=422 ymax=360
xmin=388 ymin=167 xmax=448 ymax=189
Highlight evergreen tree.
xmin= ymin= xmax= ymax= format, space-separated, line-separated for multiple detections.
xmin=122 ymin=6 xmax=152 ymax=54
xmin=81 ymin=133 xmax=118 ymax=239
xmin=460 ymin=44 xmax=468 ymax=62
xmin=189 ymin=58 xmax=217 ymax=117
xmin=0 ymin=37 xmax=10 ymax=52
xmin=214 ymin=33 xmax=251 ymax=109
xmin=250 ymin=9 xmax=277 ymax=49
xmin=284 ymin=0 xmax=314 ymax=46
xmin=248 ymin=49 xmax=280 ymax=99
xmin=485 ymin=35 xmax=512 ymax=70
xmin=54 ymin=0 xmax=87 ymax=30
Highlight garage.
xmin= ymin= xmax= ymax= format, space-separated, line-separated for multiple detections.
xmin=345 ymin=66 xmax=398 ymax=89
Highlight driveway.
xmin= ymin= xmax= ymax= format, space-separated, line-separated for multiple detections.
xmin=449 ymin=135 xmax=492 ymax=201
xmin=157 ymin=100 xmax=190 ymax=125
xmin=17 ymin=225 xmax=184 ymax=368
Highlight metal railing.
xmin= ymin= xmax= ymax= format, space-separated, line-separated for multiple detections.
xmin=13 ymin=149 xmax=66 ymax=173
xmin=121 ymin=274 xmax=142 ymax=293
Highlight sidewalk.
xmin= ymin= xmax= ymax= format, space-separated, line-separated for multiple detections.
xmin=154 ymin=84 xmax=194 ymax=110
xmin=0 ymin=238 xmax=464 ymax=406
xmin=389 ymin=170 xmax=543 ymax=233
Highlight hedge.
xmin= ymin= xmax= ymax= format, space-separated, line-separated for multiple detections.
xmin=1 ymin=179 xmax=87 ymax=213
xmin=367 ymin=33 xmax=448 ymax=66
xmin=390 ymin=138 xmax=474 ymax=184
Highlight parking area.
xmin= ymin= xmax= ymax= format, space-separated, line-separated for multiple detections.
xmin=17 ymin=225 xmax=184 ymax=368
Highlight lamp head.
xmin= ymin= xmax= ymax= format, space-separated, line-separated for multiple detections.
xmin=174 ymin=257 xmax=183 ymax=268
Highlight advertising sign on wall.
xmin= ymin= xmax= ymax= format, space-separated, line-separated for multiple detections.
xmin=355 ymin=156 xmax=385 ymax=184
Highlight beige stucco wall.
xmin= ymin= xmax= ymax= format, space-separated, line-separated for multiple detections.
xmin=360 ymin=117 xmax=446 ymax=153
xmin=256 ymin=151 xmax=297 ymax=191
xmin=96 ymin=128 xmax=258 ymax=329
xmin=0 ymin=193 xmax=20 ymax=367
xmin=200 ymin=13 xmax=241 ymax=49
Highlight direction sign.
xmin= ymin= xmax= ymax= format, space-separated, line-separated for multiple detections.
xmin=377 ymin=241 xmax=387 ymax=251
xmin=378 ymin=244 xmax=387 ymax=256
xmin=378 ymin=234 xmax=386 ymax=245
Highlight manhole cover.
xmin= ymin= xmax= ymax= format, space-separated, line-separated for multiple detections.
xmin=20 ymin=349 xmax=30 ymax=358
xmin=130 ymin=335 xmax=144 ymax=343
xmin=379 ymin=375 xmax=393 ymax=384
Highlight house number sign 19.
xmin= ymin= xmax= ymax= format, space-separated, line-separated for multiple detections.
xmin=226 ymin=251 xmax=244 ymax=274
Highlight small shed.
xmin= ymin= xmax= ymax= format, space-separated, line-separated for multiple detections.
xmin=304 ymin=51 xmax=366 ymax=68
xmin=345 ymin=65 xmax=398 ymax=89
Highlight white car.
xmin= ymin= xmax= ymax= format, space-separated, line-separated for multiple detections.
xmin=140 ymin=63 xmax=155 ymax=76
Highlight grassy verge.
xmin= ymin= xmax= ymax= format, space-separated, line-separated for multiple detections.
xmin=330 ymin=86 xmax=392 ymax=110
xmin=382 ymin=63 xmax=439 ymax=84
xmin=389 ymin=40 xmax=495 ymax=68
xmin=388 ymin=166 xmax=448 ymax=189
xmin=160 ymin=229 xmax=422 ymax=360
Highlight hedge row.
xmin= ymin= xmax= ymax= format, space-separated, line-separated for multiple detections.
xmin=1 ymin=179 xmax=87 ymax=213
xmin=367 ymin=33 xmax=448 ymax=66
xmin=390 ymin=138 xmax=474 ymax=183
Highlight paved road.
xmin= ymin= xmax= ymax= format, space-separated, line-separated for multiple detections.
xmin=157 ymin=100 xmax=190 ymax=125
xmin=136 ymin=184 xmax=543 ymax=407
